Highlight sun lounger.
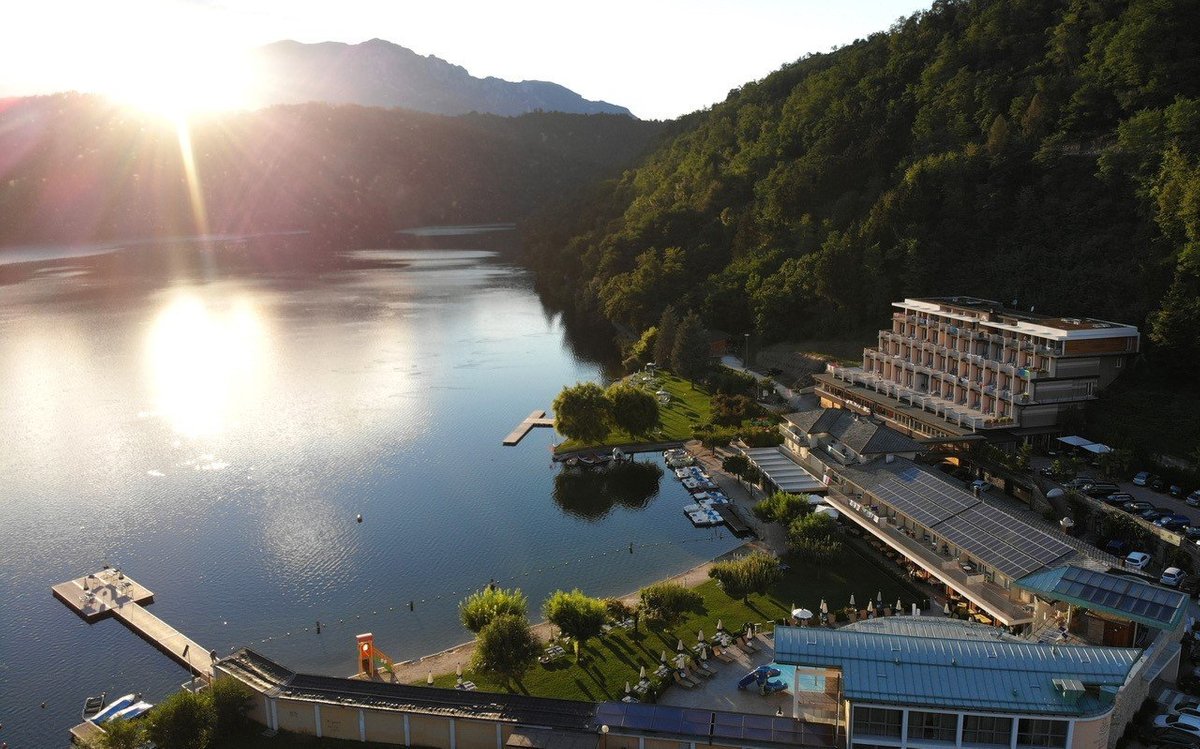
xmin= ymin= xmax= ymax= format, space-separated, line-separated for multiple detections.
xmin=693 ymin=661 xmax=717 ymax=678
xmin=673 ymin=670 xmax=698 ymax=689
xmin=735 ymin=635 xmax=760 ymax=653
xmin=711 ymin=645 xmax=735 ymax=662
xmin=655 ymin=665 xmax=671 ymax=679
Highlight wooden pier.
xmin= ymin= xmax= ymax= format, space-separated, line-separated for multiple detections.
xmin=502 ymin=409 xmax=555 ymax=446
xmin=52 ymin=568 xmax=214 ymax=678
xmin=54 ymin=568 xmax=216 ymax=742
xmin=715 ymin=504 xmax=754 ymax=537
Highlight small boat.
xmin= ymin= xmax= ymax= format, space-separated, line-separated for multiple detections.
xmin=674 ymin=468 xmax=691 ymax=479
xmin=90 ymin=693 xmax=138 ymax=724
xmin=107 ymin=700 xmax=153 ymax=722
xmin=82 ymin=692 xmax=107 ymax=721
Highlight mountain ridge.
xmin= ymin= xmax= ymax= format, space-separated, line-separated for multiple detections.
xmin=252 ymin=38 xmax=633 ymax=118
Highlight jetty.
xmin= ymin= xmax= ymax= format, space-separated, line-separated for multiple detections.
xmin=53 ymin=568 xmax=214 ymax=742
xmin=502 ymin=409 xmax=555 ymax=446
xmin=714 ymin=503 xmax=754 ymax=537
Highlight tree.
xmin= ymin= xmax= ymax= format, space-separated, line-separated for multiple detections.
xmin=712 ymin=394 xmax=760 ymax=426
xmin=459 ymin=586 xmax=529 ymax=633
xmin=671 ymin=312 xmax=710 ymax=384
xmin=638 ymin=581 xmax=702 ymax=623
xmin=96 ymin=718 xmax=144 ymax=749
xmin=708 ymin=551 xmax=782 ymax=602
xmin=471 ymin=614 xmax=540 ymax=686
xmin=722 ymin=454 xmax=751 ymax=483
xmin=787 ymin=512 xmax=842 ymax=561
xmin=208 ymin=676 xmax=254 ymax=738
xmin=653 ymin=306 xmax=679 ymax=367
xmin=552 ymin=382 xmax=613 ymax=444
xmin=752 ymin=491 xmax=812 ymax=525
xmin=606 ymin=383 xmax=661 ymax=437
xmin=543 ymin=589 xmax=608 ymax=648
xmin=622 ymin=326 xmax=657 ymax=372
xmin=144 ymin=689 xmax=215 ymax=749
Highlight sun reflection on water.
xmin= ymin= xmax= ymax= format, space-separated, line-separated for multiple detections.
xmin=146 ymin=293 xmax=268 ymax=438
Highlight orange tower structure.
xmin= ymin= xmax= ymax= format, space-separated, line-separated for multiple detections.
xmin=356 ymin=632 xmax=377 ymax=678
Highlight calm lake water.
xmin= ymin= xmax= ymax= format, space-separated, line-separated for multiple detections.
xmin=0 ymin=231 xmax=741 ymax=746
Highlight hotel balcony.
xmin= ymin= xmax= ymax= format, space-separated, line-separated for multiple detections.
xmin=826 ymin=366 xmax=1016 ymax=430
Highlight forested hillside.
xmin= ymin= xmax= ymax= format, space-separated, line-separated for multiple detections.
xmin=525 ymin=0 xmax=1200 ymax=372
xmin=0 ymin=95 xmax=662 ymax=247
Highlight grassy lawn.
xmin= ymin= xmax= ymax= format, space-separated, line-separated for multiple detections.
xmin=557 ymin=372 xmax=713 ymax=452
xmin=420 ymin=543 xmax=923 ymax=701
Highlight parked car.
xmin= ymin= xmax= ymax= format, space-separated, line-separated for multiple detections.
xmin=1185 ymin=526 xmax=1200 ymax=540
xmin=1142 ymin=725 xmax=1200 ymax=748
xmin=1157 ymin=514 xmax=1193 ymax=530
xmin=1152 ymin=476 xmax=1168 ymax=492
xmin=1162 ymin=568 xmax=1187 ymax=587
xmin=1105 ymin=539 xmax=1130 ymax=555
xmin=1064 ymin=478 xmax=1094 ymax=489
xmin=1187 ymin=490 xmax=1200 ymax=507
xmin=1124 ymin=500 xmax=1157 ymax=514
xmin=1085 ymin=483 xmax=1121 ymax=498
xmin=1141 ymin=508 xmax=1168 ymax=522
xmin=1133 ymin=471 xmax=1152 ymax=486
xmin=1159 ymin=712 xmax=1200 ymax=739
xmin=969 ymin=479 xmax=993 ymax=493
xmin=1171 ymin=485 xmax=1185 ymax=497
xmin=1103 ymin=493 xmax=1136 ymax=506
xmin=1126 ymin=551 xmax=1152 ymax=570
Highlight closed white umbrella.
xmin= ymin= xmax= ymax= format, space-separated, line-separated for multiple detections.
xmin=698 ymin=629 xmax=706 ymax=644
xmin=660 ymin=651 xmax=669 ymax=665
xmin=676 ymin=653 xmax=687 ymax=669
xmin=944 ymin=601 xmax=951 ymax=615
xmin=427 ymin=670 xmax=433 ymax=685
xmin=912 ymin=603 xmax=919 ymax=616
xmin=625 ymin=681 xmax=631 ymax=695
xmin=677 ymin=639 xmax=685 ymax=653
xmin=849 ymin=594 xmax=856 ymax=606
xmin=895 ymin=598 xmax=902 ymax=611
xmin=639 ymin=665 xmax=647 ymax=680
xmin=819 ymin=599 xmax=828 ymax=614
xmin=716 ymin=618 xmax=724 ymax=632
xmin=877 ymin=591 xmax=883 ymax=604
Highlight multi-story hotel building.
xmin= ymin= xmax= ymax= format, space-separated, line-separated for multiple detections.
xmin=814 ymin=297 xmax=1139 ymax=442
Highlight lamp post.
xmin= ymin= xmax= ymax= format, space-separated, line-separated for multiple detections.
xmin=744 ymin=333 xmax=750 ymax=367
xmin=600 ymin=724 xmax=609 ymax=749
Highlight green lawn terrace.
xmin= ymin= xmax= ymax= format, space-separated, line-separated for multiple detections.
xmin=556 ymin=372 xmax=714 ymax=453
xmin=421 ymin=543 xmax=924 ymax=704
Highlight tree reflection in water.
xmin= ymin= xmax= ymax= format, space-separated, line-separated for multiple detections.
xmin=552 ymin=459 xmax=663 ymax=520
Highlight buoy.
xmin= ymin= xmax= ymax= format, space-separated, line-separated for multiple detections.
xmin=356 ymin=514 xmax=363 ymax=523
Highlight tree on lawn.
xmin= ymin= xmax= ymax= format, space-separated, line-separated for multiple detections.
xmin=471 ymin=614 xmax=541 ymax=687
xmin=459 ymin=586 xmax=529 ymax=633
xmin=543 ymin=589 xmax=608 ymax=653
xmin=144 ymin=689 xmax=215 ymax=749
xmin=653 ymin=306 xmax=679 ymax=368
xmin=788 ymin=512 xmax=842 ymax=561
xmin=638 ymin=581 xmax=702 ymax=623
xmin=552 ymin=382 xmax=613 ymax=444
xmin=708 ymin=551 xmax=782 ymax=602
xmin=671 ymin=311 xmax=710 ymax=385
xmin=606 ymin=383 xmax=661 ymax=437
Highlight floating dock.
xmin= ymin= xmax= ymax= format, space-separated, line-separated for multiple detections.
xmin=715 ymin=504 xmax=753 ymax=537
xmin=502 ymin=409 xmax=555 ymax=446
xmin=53 ymin=568 xmax=214 ymax=743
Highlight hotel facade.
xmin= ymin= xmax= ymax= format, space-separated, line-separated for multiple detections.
xmin=814 ymin=297 xmax=1139 ymax=442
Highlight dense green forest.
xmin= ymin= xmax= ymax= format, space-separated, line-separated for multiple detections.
xmin=524 ymin=0 xmax=1200 ymax=374
xmin=0 ymin=94 xmax=663 ymax=247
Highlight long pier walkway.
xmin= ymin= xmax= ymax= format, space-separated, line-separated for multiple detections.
xmin=52 ymin=568 xmax=214 ymax=678
xmin=502 ymin=409 xmax=555 ymax=445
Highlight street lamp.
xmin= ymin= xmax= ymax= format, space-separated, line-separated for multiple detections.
xmin=600 ymin=724 xmax=609 ymax=749
xmin=743 ymin=333 xmax=750 ymax=367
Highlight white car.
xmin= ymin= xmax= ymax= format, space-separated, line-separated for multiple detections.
xmin=1162 ymin=568 xmax=1187 ymax=587
xmin=1125 ymin=551 xmax=1151 ymax=571
xmin=1155 ymin=714 xmax=1200 ymax=740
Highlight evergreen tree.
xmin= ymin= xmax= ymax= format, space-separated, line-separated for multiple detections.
xmin=653 ymin=306 xmax=679 ymax=368
xmin=670 ymin=311 xmax=709 ymax=384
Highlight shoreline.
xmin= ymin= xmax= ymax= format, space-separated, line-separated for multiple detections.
xmin=380 ymin=538 xmax=770 ymax=685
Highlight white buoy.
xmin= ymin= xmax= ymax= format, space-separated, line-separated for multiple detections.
xmin=356 ymin=514 xmax=363 ymax=523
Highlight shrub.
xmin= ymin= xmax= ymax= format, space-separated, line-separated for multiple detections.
xmin=788 ymin=512 xmax=842 ymax=561
xmin=459 ymin=586 xmax=529 ymax=633
xmin=144 ymin=689 xmax=215 ymax=749
xmin=753 ymin=491 xmax=812 ymax=524
xmin=708 ymin=552 xmax=782 ymax=601
xmin=708 ymin=368 xmax=757 ymax=395
xmin=208 ymin=676 xmax=254 ymax=737
xmin=712 ymin=394 xmax=761 ymax=426
xmin=638 ymin=581 xmax=703 ymax=622
xmin=543 ymin=589 xmax=608 ymax=644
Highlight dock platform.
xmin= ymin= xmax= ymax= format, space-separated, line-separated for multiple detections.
xmin=503 ymin=409 xmax=555 ymax=446
xmin=53 ymin=568 xmax=213 ymax=678
xmin=715 ymin=504 xmax=754 ymax=537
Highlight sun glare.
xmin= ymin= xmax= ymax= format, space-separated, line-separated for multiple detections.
xmin=104 ymin=45 xmax=257 ymax=120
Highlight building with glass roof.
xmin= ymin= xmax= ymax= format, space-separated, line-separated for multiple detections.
xmin=773 ymin=617 xmax=1153 ymax=749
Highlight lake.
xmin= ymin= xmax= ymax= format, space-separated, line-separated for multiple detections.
xmin=0 ymin=231 xmax=742 ymax=746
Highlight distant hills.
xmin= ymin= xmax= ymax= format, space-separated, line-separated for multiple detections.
xmin=251 ymin=39 xmax=633 ymax=118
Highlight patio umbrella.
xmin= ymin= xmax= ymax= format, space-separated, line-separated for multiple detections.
xmin=639 ymin=666 xmax=647 ymax=680
xmin=849 ymin=593 xmax=856 ymax=606
xmin=912 ymin=603 xmax=919 ymax=616
xmin=944 ymin=602 xmax=951 ymax=615
xmin=791 ymin=608 xmax=813 ymax=621
xmin=677 ymin=639 xmax=685 ymax=653
xmin=676 ymin=653 xmax=687 ymax=669
xmin=700 ymin=649 xmax=709 ymax=665
xmin=660 ymin=651 xmax=669 ymax=665
xmin=456 ymin=665 xmax=463 ymax=678
xmin=819 ymin=599 xmax=828 ymax=615
xmin=716 ymin=618 xmax=725 ymax=633
xmin=877 ymin=591 xmax=883 ymax=604
xmin=895 ymin=598 xmax=902 ymax=611
xmin=625 ymin=681 xmax=631 ymax=696
xmin=427 ymin=670 xmax=433 ymax=686
xmin=698 ymin=629 xmax=706 ymax=644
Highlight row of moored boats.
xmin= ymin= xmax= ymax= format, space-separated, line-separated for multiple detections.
xmin=664 ymin=449 xmax=731 ymax=528
xmin=83 ymin=691 xmax=153 ymax=725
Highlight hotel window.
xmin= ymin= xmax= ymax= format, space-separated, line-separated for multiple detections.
xmin=1017 ymin=719 xmax=1068 ymax=749
xmin=853 ymin=706 xmax=903 ymax=739
xmin=963 ymin=715 xmax=1013 ymax=747
xmin=908 ymin=711 xmax=959 ymax=743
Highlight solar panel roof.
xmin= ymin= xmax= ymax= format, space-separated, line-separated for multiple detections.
xmin=870 ymin=468 xmax=977 ymax=527
xmin=593 ymin=703 xmax=830 ymax=746
xmin=1016 ymin=566 xmax=1188 ymax=630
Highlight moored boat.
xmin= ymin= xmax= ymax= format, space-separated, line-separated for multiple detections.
xmin=90 ymin=693 xmax=138 ymax=724
xmin=108 ymin=700 xmax=153 ymax=722
xmin=81 ymin=692 xmax=107 ymax=721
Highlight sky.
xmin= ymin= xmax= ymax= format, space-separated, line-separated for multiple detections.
xmin=0 ymin=0 xmax=926 ymax=120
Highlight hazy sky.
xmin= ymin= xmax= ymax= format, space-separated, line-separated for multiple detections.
xmin=1 ymin=0 xmax=926 ymax=119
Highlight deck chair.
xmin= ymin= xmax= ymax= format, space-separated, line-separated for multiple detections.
xmin=673 ymin=670 xmax=697 ymax=689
